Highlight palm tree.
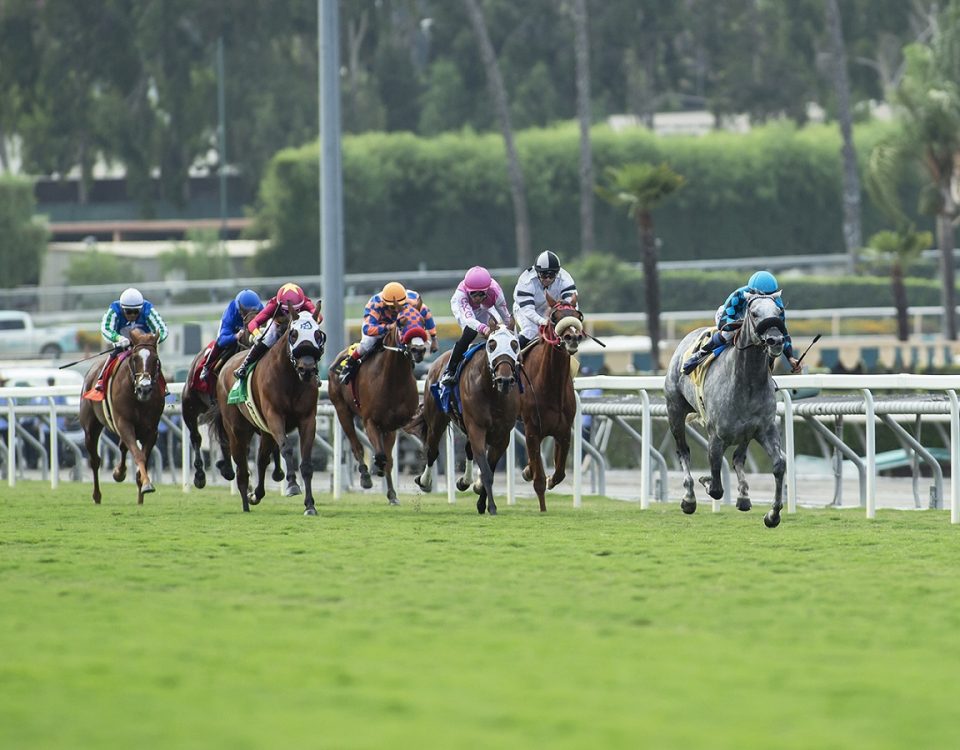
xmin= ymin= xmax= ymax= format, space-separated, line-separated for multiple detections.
xmin=462 ymin=0 xmax=532 ymax=268
xmin=596 ymin=163 xmax=684 ymax=371
xmin=862 ymin=227 xmax=931 ymax=341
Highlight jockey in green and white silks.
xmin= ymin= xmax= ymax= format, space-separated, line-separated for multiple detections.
xmin=92 ymin=287 xmax=168 ymax=393
xmin=682 ymin=271 xmax=800 ymax=375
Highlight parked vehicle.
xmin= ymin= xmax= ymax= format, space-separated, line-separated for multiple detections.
xmin=0 ymin=311 xmax=82 ymax=359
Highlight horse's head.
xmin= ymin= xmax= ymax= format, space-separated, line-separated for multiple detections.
xmin=485 ymin=326 xmax=520 ymax=393
xmin=745 ymin=294 xmax=786 ymax=360
xmin=398 ymin=324 xmax=428 ymax=364
xmin=127 ymin=330 xmax=161 ymax=402
xmin=545 ymin=291 xmax=584 ymax=354
xmin=287 ymin=311 xmax=326 ymax=383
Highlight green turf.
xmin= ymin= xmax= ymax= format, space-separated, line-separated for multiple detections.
xmin=2 ymin=482 xmax=959 ymax=749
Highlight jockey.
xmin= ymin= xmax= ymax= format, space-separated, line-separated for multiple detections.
xmin=200 ymin=289 xmax=264 ymax=383
xmin=92 ymin=287 xmax=168 ymax=394
xmin=682 ymin=270 xmax=801 ymax=375
xmin=406 ymin=289 xmax=439 ymax=354
xmin=233 ymin=283 xmax=319 ymax=380
xmin=513 ymin=250 xmax=579 ymax=350
xmin=339 ymin=281 xmax=412 ymax=385
xmin=439 ymin=266 xmax=514 ymax=387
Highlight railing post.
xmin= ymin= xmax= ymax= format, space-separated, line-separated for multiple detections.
xmin=640 ymin=389 xmax=651 ymax=510
xmin=506 ymin=429 xmax=516 ymax=505
xmin=48 ymin=397 xmax=59 ymax=490
xmin=391 ymin=434 xmax=399 ymax=491
xmin=573 ymin=392 xmax=583 ymax=508
xmin=332 ymin=416 xmax=342 ymax=500
xmin=445 ymin=428 xmax=456 ymax=504
xmin=780 ymin=390 xmax=796 ymax=513
xmin=863 ymin=388 xmax=876 ymax=519
xmin=181 ymin=418 xmax=191 ymax=492
xmin=7 ymin=400 xmax=15 ymax=488
xmin=949 ymin=390 xmax=959 ymax=524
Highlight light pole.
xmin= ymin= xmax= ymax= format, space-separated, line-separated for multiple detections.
xmin=216 ymin=35 xmax=228 ymax=243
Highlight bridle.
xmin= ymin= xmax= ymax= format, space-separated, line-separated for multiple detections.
xmin=540 ymin=301 xmax=584 ymax=350
xmin=735 ymin=295 xmax=787 ymax=359
xmin=125 ymin=342 xmax=161 ymax=401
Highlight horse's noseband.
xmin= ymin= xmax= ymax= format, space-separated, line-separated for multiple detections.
xmin=756 ymin=317 xmax=786 ymax=337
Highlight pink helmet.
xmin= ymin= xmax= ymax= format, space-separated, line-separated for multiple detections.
xmin=463 ymin=266 xmax=492 ymax=293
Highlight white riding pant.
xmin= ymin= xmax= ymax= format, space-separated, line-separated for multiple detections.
xmin=714 ymin=306 xmax=736 ymax=344
xmin=259 ymin=319 xmax=286 ymax=347
xmin=357 ymin=334 xmax=382 ymax=357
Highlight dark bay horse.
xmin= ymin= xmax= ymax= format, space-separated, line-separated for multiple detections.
xmin=664 ymin=294 xmax=788 ymax=527
xmin=410 ymin=326 xmax=521 ymax=515
xmin=210 ymin=311 xmax=326 ymax=514
xmin=79 ymin=330 xmax=165 ymax=504
xmin=518 ymin=293 xmax=584 ymax=511
xmin=181 ymin=312 xmax=297 ymax=493
xmin=327 ymin=324 xmax=427 ymax=504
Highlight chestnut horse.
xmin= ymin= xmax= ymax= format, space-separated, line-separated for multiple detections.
xmin=181 ymin=311 xmax=297 ymax=494
xmin=410 ymin=326 xmax=521 ymax=515
xmin=518 ymin=293 xmax=584 ymax=511
xmin=327 ymin=324 xmax=427 ymax=504
xmin=209 ymin=311 xmax=326 ymax=514
xmin=79 ymin=330 xmax=166 ymax=504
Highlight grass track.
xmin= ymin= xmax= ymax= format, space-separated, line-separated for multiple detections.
xmin=2 ymin=481 xmax=959 ymax=749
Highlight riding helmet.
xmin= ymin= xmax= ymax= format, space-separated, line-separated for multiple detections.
xmin=276 ymin=283 xmax=307 ymax=310
xmin=463 ymin=266 xmax=492 ymax=293
xmin=119 ymin=287 xmax=144 ymax=312
xmin=747 ymin=271 xmax=779 ymax=294
xmin=381 ymin=282 xmax=408 ymax=305
xmin=534 ymin=251 xmax=561 ymax=274
xmin=235 ymin=289 xmax=263 ymax=312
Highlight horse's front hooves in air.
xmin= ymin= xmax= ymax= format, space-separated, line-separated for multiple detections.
xmin=736 ymin=497 xmax=752 ymax=512
xmin=113 ymin=470 xmax=126 ymax=483
xmin=304 ymin=505 xmax=318 ymax=516
xmin=193 ymin=472 xmax=206 ymax=489
xmin=471 ymin=479 xmax=483 ymax=495
xmin=272 ymin=468 xmax=285 ymax=482
xmin=283 ymin=482 xmax=302 ymax=497
xmin=216 ymin=460 xmax=235 ymax=481
xmin=360 ymin=473 xmax=373 ymax=490
xmin=414 ymin=475 xmax=431 ymax=493
xmin=456 ymin=477 xmax=471 ymax=492
xmin=142 ymin=483 xmax=155 ymax=495
xmin=763 ymin=511 xmax=781 ymax=528
xmin=521 ymin=466 xmax=533 ymax=482
xmin=680 ymin=499 xmax=697 ymax=515
xmin=707 ymin=486 xmax=724 ymax=500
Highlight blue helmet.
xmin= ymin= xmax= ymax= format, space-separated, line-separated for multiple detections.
xmin=747 ymin=271 xmax=779 ymax=294
xmin=235 ymin=289 xmax=263 ymax=312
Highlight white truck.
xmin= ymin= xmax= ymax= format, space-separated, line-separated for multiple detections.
xmin=0 ymin=311 xmax=82 ymax=359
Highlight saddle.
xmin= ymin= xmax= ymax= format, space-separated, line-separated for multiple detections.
xmin=431 ymin=342 xmax=486 ymax=416
xmin=227 ymin=359 xmax=261 ymax=405
xmin=82 ymin=350 xmax=130 ymax=402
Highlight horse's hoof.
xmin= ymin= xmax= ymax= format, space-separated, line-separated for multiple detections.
xmin=456 ymin=478 xmax=470 ymax=492
xmin=193 ymin=472 xmax=206 ymax=490
xmin=476 ymin=500 xmax=486 ymax=514
xmin=113 ymin=470 xmax=125 ymax=483
xmin=472 ymin=479 xmax=483 ymax=495
xmin=680 ymin=499 xmax=697 ymax=514
xmin=763 ymin=511 xmax=781 ymax=528
xmin=249 ymin=494 xmax=262 ymax=506
xmin=360 ymin=473 xmax=373 ymax=490
xmin=142 ymin=483 xmax=155 ymax=495
xmin=272 ymin=468 xmax=285 ymax=482
xmin=522 ymin=466 xmax=533 ymax=482
xmin=488 ymin=505 xmax=497 ymax=516
xmin=388 ymin=496 xmax=400 ymax=506
xmin=708 ymin=486 xmax=724 ymax=500
xmin=304 ymin=505 xmax=318 ymax=516
xmin=414 ymin=475 xmax=432 ymax=493
xmin=736 ymin=497 xmax=751 ymax=512
xmin=283 ymin=482 xmax=302 ymax=497
xmin=216 ymin=460 xmax=234 ymax=481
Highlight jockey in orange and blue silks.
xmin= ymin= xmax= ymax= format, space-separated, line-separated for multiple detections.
xmin=92 ymin=287 xmax=168 ymax=394
xmin=233 ymin=283 xmax=320 ymax=380
xmin=406 ymin=289 xmax=439 ymax=354
xmin=682 ymin=271 xmax=800 ymax=375
xmin=339 ymin=281 xmax=415 ymax=385
xmin=439 ymin=266 xmax=514 ymax=387
xmin=200 ymin=289 xmax=264 ymax=382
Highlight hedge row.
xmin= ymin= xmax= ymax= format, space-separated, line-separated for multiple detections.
xmin=251 ymin=120 xmax=927 ymax=277
xmin=0 ymin=177 xmax=47 ymax=288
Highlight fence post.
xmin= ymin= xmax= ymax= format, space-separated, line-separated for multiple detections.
xmin=780 ymin=390 xmax=796 ymax=513
xmin=48 ymin=398 xmax=59 ymax=490
xmin=640 ymin=389 xmax=651 ymax=510
xmin=950 ymin=390 xmax=959 ymax=524
xmin=7 ymin=400 xmax=15 ymax=488
xmin=332 ymin=417 xmax=342 ymax=500
xmin=445 ymin=429 xmax=456 ymax=504
xmin=573 ymin=392 xmax=583 ymax=508
xmin=863 ymin=389 xmax=876 ymax=518
xmin=506 ymin=429 xmax=516 ymax=505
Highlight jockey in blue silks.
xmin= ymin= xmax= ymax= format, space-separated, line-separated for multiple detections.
xmin=200 ymin=289 xmax=264 ymax=382
xmin=682 ymin=271 xmax=801 ymax=375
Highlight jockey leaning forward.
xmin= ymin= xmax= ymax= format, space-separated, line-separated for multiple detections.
xmin=89 ymin=287 xmax=168 ymax=397
xmin=338 ymin=282 xmax=416 ymax=385
xmin=512 ymin=250 xmax=578 ymax=350
xmin=439 ymin=266 xmax=514 ymax=387
xmin=200 ymin=289 xmax=264 ymax=383
xmin=681 ymin=270 xmax=801 ymax=375
xmin=233 ymin=283 xmax=320 ymax=380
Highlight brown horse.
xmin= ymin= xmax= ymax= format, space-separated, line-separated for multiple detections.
xmin=209 ymin=311 xmax=326 ymax=514
xmin=518 ymin=293 xmax=584 ymax=511
xmin=327 ymin=324 xmax=427 ymax=504
xmin=410 ymin=326 xmax=521 ymax=515
xmin=79 ymin=330 xmax=166 ymax=504
xmin=181 ymin=312 xmax=296 ymax=493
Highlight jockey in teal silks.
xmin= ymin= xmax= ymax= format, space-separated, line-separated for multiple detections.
xmin=682 ymin=271 xmax=801 ymax=375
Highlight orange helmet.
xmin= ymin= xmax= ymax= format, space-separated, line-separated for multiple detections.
xmin=276 ymin=283 xmax=307 ymax=310
xmin=381 ymin=282 xmax=407 ymax=305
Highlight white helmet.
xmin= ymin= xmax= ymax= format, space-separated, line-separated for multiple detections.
xmin=119 ymin=287 xmax=144 ymax=311
xmin=534 ymin=251 xmax=561 ymax=275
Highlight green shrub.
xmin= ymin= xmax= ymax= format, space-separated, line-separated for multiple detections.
xmin=159 ymin=229 xmax=230 ymax=280
xmin=65 ymin=249 xmax=141 ymax=287
xmin=0 ymin=177 xmax=47 ymax=287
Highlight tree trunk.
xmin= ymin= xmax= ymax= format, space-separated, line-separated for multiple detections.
xmin=937 ymin=210 xmax=957 ymax=340
xmin=637 ymin=210 xmax=661 ymax=371
xmin=572 ymin=0 xmax=595 ymax=255
xmin=824 ymin=0 xmax=862 ymax=271
xmin=891 ymin=261 xmax=909 ymax=341
xmin=462 ymin=0 xmax=532 ymax=268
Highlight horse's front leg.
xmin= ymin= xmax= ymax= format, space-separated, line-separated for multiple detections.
xmin=113 ymin=442 xmax=128 ymax=483
xmin=467 ymin=427 xmax=494 ymax=515
xmin=83 ymin=418 xmax=104 ymax=504
xmin=523 ymin=431 xmax=547 ymax=512
xmin=698 ymin=434 xmax=725 ymax=501
xmin=415 ymin=412 xmax=446 ymax=494
xmin=116 ymin=423 xmax=154 ymax=503
xmin=252 ymin=433 xmax=277 ymax=506
xmin=547 ymin=431 xmax=570 ymax=493
xmin=757 ymin=424 xmax=786 ymax=528
xmin=271 ymin=445 xmax=285 ymax=483
xmin=332 ymin=398 xmax=371 ymax=489
xmin=382 ymin=430 xmax=400 ymax=505
xmin=281 ymin=437 xmax=301 ymax=496
xmin=298 ymin=414 xmax=318 ymax=515
xmin=732 ymin=441 xmax=751 ymax=511
xmin=182 ymin=394 xmax=207 ymax=489
xmin=363 ymin=417 xmax=388 ymax=478
xmin=459 ymin=440 xmax=475 ymax=493
xmin=668 ymin=409 xmax=697 ymax=513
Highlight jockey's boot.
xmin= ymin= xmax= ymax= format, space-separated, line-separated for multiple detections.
xmin=200 ymin=343 xmax=222 ymax=382
xmin=339 ymin=350 xmax=362 ymax=385
xmin=440 ymin=334 xmax=475 ymax=387
xmin=234 ymin=340 xmax=269 ymax=380
xmin=93 ymin=354 xmax=115 ymax=392
xmin=682 ymin=331 xmax=725 ymax=375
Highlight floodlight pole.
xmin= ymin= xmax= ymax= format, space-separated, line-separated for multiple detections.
xmin=216 ymin=35 xmax=228 ymax=242
xmin=319 ymin=0 xmax=346 ymax=367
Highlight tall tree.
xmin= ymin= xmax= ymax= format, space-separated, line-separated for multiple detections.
xmin=596 ymin=162 xmax=684 ymax=371
xmin=862 ymin=227 xmax=929 ymax=341
xmin=462 ymin=0 xmax=532 ymax=267
xmin=824 ymin=0 xmax=862 ymax=271
xmin=570 ymin=0 xmax=595 ymax=254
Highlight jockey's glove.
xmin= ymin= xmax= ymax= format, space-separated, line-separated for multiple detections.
xmin=477 ymin=323 xmax=490 ymax=337
xmin=116 ymin=336 xmax=131 ymax=349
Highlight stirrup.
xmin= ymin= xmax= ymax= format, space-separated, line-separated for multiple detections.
xmin=234 ymin=365 xmax=248 ymax=380
xmin=682 ymin=350 xmax=708 ymax=375
xmin=439 ymin=370 xmax=456 ymax=387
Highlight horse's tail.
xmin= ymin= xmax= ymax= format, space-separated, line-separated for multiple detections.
xmin=403 ymin=404 xmax=426 ymax=443
xmin=199 ymin=395 xmax=228 ymax=446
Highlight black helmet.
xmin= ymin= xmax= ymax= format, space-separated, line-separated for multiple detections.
xmin=534 ymin=251 xmax=560 ymax=274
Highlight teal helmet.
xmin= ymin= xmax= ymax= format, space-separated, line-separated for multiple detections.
xmin=747 ymin=271 xmax=779 ymax=294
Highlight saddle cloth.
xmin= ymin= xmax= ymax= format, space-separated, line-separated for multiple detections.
xmin=431 ymin=342 xmax=487 ymax=415
xmin=82 ymin=350 xmax=130 ymax=402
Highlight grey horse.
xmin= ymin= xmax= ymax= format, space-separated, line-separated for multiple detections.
xmin=664 ymin=294 xmax=788 ymax=528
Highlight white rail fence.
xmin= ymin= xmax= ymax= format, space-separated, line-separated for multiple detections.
xmin=2 ymin=374 xmax=959 ymax=524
